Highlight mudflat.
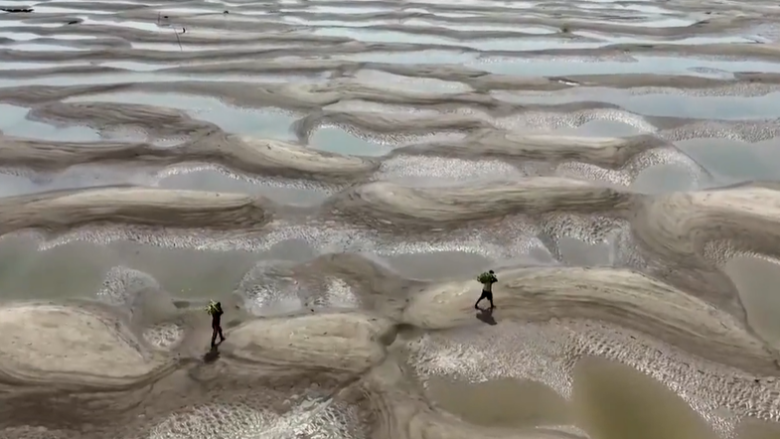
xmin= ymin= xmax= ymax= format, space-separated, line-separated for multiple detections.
xmin=2 ymin=0 xmax=780 ymax=438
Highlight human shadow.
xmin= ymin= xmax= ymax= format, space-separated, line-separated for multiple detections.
xmin=475 ymin=307 xmax=497 ymax=325
xmin=203 ymin=343 xmax=222 ymax=363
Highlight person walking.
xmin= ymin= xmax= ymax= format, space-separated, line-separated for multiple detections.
xmin=206 ymin=300 xmax=225 ymax=348
xmin=475 ymin=270 xmax=497 ymax=310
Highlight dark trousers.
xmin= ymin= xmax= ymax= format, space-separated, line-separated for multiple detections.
xmin=475 ymin=290 xmax=494 ymax=309
xmin=211 ymin=324 xmax=224 ymax=346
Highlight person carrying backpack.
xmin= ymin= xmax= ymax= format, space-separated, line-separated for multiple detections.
xmin=475 ymin=270 xmax=497 ymax=310
xmin=206 ymin=300 xmax=225 ymax=348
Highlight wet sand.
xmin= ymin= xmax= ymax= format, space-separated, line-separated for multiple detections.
xmin=2 ymin=0 xmax=780 ymax=438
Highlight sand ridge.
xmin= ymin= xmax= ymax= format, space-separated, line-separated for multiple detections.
xmin=403 ymin=266 xmax=772 ymax=371
xmin=629 ymin=184 xmax=780 ymax=316
xmin=0 ymin=81 xmax=773 ymax=128
xmin=0 ymin=187 xmax=273 ymax=235
xmin=0 ymin=302 xmax=172 ymax=387
xmin=222 ymin=311 xmax=395 ymax=373
xmin=394 ymin=131 xmax=669 ymax=168
xmin=324 ymin=178 xmax=636 ymax=228
xmin=4 ymin=244 xmax=779 ymax=436
xmin=0 ymin=130 xmax=675 ymax=181
xmin=2 ymin=0 xmax=780 ymax=437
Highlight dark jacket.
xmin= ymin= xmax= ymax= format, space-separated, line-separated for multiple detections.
xmin=207 ymin=303 xmax=223 ymax=326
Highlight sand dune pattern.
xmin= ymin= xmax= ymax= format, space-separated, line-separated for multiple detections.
xmin=3 ymin=0 xmax=780 ymax=438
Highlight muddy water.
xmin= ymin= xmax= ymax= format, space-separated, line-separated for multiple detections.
xmin=572 ymin=357 xmax=717 ymax=439
xmin=0 ymin=0 xmax=779 ymax=438
xmin=676 ymin=138 xmax=780 ymax=183
xmin=723 ymin=256 xmax=780 ymax=348
xmin=425 ymin=376 xmax=571 ymax=427
xmin=384 ymin=251 xmax=493 ymax=280
xmin=0 ymin=236 xmax=259 ymax=300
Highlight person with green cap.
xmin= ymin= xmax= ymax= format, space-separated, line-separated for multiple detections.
xmin=475 ymin=270 xmax=497 ymax=310
xmin=206 ymin=300 xmax=225 ymax=348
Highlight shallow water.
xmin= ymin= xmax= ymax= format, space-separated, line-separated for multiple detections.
xmin=315 ymin=27 xmax=609 ymax=50
xmin=476 ymin=56 xmax=780 ymax=77
xmin=0 ymin=166 xmax=151 ymax=198
xmin=675 ymin=138 xmax=780 ymax=182
xmin=0 ymin=103 xmax=102 ymax=141
xmin=723 ymin=256 xmax=780 ymax=348
xmin=493 ymin=89 xmax=780 ymax=120
xmin=0 ymin=236 xmax=259 ymax=301
xmin=384 ymin=251 xmax=493 ymax=280
xmin=557 ymin=236 xmax=613 ymax=266
xmin=0 ymin=72 xmax=330 ymax=87
xmin=308 ymin=127 xmax=391 ymax=156
xmin=425 ymin=377 xmax=571 ymax=427
xmin=558 ymin=119 xmax=645 ymax=137
xmin=336 ymin=50 xmax=780 ymax=76
xmin=0 ymin=0 xmax=780 ymax=437
xmin=572 ymin=356 xmax=717 ymax=439
xmin=631 ymin=163 xmax=696 ymax=193
xmin=65 ymin=92 xmax=299 ymax=139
